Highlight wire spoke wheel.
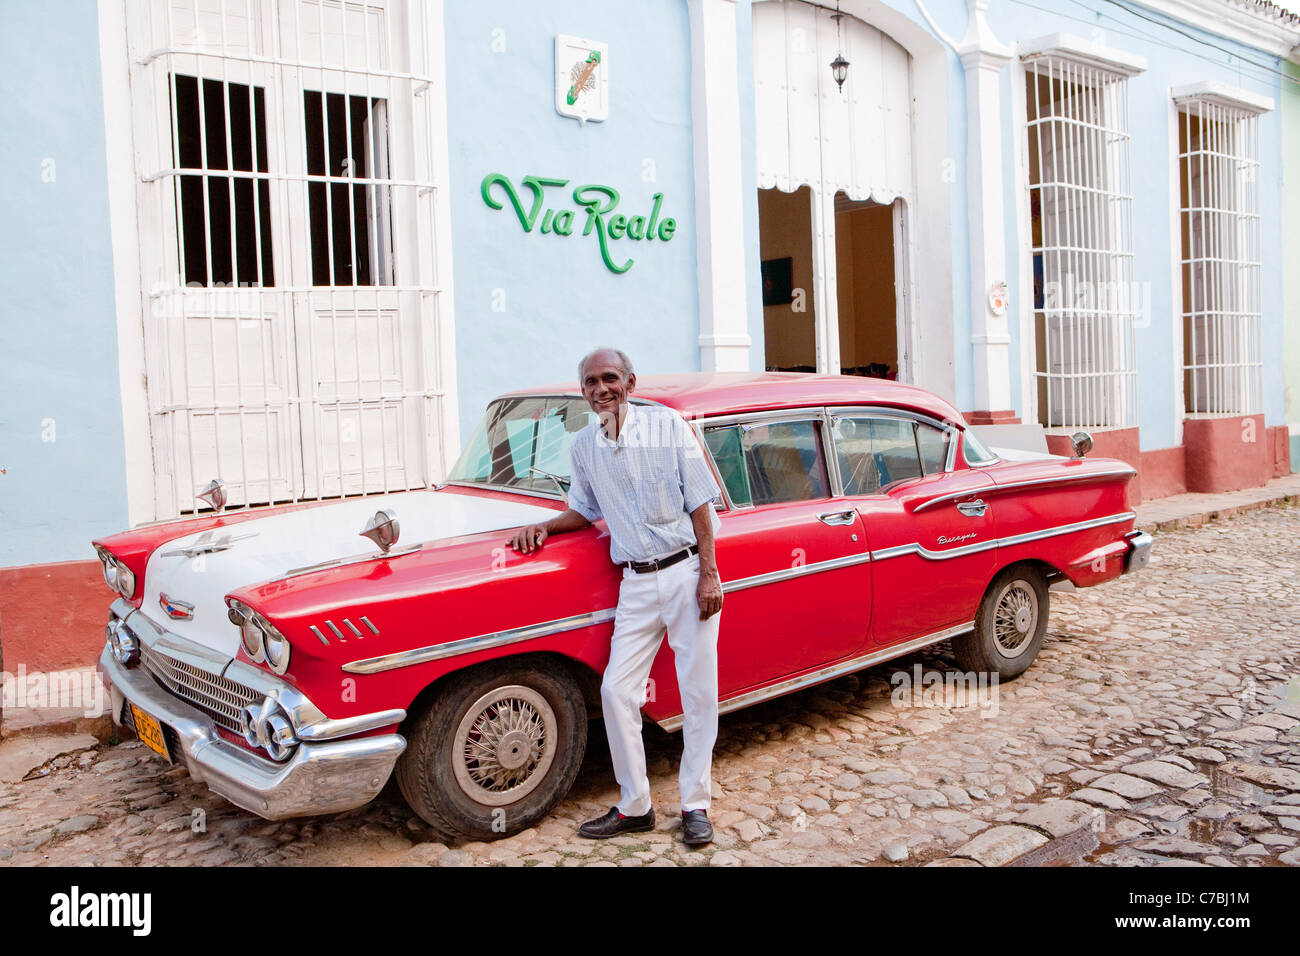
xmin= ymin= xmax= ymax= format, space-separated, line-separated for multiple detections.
xmin=452 ymin=684 xmax=558 ymax=807
xmin=992 ymin=580 xmax=1039 ymax=659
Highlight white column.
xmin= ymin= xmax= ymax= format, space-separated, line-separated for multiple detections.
xmin=688 ymin=0 xmax=752 ymax=372
xmin=810 ymin=188 xmax=841 ymax=374
xmin=957 ymin=0 xmax=1013 ymax=413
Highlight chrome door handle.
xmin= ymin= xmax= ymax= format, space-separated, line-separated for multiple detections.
xmin=817 ymin=510 xmax=857 ymax=526
xmin=956 ymin=499 xmax=987 ymax=518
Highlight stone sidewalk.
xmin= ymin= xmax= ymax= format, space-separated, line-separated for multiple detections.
xmin=1134 ymin=472 xmax=1300 ymax=531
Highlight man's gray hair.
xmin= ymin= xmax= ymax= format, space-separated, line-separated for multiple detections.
xmin=577 ymin=347 xmax=634 ymax=382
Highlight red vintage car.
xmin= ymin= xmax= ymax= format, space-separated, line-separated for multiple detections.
xmin=94 ymin=372 xmax=1150 ymax=840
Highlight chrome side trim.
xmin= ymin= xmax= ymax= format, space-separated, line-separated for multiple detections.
xmin=870 ymin=511 xmax=1137 ymax=563
xmin=656 ymin=621 xmax=976 ymax=732
xmin=999 ymin=510 xmax=1136 ymax=548
xmin=341 ymin=608 xmax=619 ymax=675
xmin=340 ymin=553 xmax=875 ymax=674
xmin=336 ymin=511 xmax=1134 ymax=676
xmin=309 ymin=625 xmax=329 ymax=646
xmin=295 ymin=708 xmax=407 ymax=742
xmin=911 ymin=467 xmax=1137 ymax=513
xmin=722 ymin=552 xmax=871 ymax=594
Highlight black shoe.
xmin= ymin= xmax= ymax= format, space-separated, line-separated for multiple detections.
xmin=578 ymin=806 xmax=655 ymax=839
xmin=681 ymin=809 xmax=713 ymax=846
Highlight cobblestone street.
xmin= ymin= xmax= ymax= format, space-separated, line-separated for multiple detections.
xmin=2 ymin=501 xmax=1298 ymax=868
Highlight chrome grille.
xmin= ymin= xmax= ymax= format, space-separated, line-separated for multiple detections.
xmin=139 ymin=641 xmax=260 ymax=734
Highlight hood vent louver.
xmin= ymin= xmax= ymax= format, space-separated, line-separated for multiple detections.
xmin=310 ymin=616 xmax=379 ymax=646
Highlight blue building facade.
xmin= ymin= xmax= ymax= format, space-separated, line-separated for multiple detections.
xmin=1 ymin=0 xmax=1296 ymax=576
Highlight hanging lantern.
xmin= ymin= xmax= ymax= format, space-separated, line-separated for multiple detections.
xmin=830 ymin=3 xmax=849 ymax=92
xmin=830 ymin=53 xmax=850 ymax=90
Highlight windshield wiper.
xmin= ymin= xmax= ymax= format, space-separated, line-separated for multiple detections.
xmin=528 ymin=467 xmax=571 ymax=494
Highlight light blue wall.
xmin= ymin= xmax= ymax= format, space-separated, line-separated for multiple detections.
xmin=0 ymin=2 xmax=127 ymax=567
xmin=983 ymin=0 xmax=1286 ymax=449
xmin=444 ymin=0 xmax=700 ymax=441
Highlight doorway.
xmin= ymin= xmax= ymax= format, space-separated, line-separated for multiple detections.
xmin=751 ymin=0 xmax=916 ymax=379
xmin=834 ymin=193 xmax=899 ymax=381
xmin=758 ymin=186 xmax=816 ymax=371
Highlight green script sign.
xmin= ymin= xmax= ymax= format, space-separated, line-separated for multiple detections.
xmin=480 ymin=173 xmax=677 ymax=275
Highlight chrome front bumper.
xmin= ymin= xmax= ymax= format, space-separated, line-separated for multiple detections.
xmin=99 ymin=645 xmax=406 ymax=821
xmin=1123 ymin=530 xmax=1154 ymax=574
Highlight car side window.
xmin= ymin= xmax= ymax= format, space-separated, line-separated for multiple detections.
xmin=704 ymin=426 xmax=753 ymax=507
xmin=915 ymin=423 xmax=951 ymax=475
xmin=704 ymin=419 xmax=830 ymax=507
xmin=832 ymin=416 xmax=948 ymax=494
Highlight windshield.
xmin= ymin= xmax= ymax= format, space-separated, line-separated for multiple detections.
xmin=447 ymin=396 xmax=600 ymax=494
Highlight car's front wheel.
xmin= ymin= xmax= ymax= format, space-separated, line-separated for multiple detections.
xmin=396 ymin=659 xmax=588 ymax=841
xmin=952 ymin=563 xmax=1049 ymax=680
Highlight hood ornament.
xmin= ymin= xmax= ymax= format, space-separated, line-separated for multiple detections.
xmin=161 ymin=529 xmax=258 ymax=559
xmin=197 ymin=478 xmax=228 ymax=512
xmin=360 ymin=509 xmax=400 ymax=553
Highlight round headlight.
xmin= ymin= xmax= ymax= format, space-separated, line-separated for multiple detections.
xmin=241 ymin=617 xmax=265 ymax=662
xmin=115 ymin=563 xmax=136 ymax=599
xmin=110 ymin=626 xmax=139 ymax=668
xmin=263 ymin=713 xmax=297 ymax=762
xmin=101 ymin=557 xmax=118 ymax=591
xmin=241 ymin=698 xmax=299 ymax=761
xmin=239 ymin=704 xmax=262 ymax=749
xmin=264 ymin=628 xmax=290 ymax=674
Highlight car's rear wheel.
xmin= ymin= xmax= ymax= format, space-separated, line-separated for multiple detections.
xmin=396 ymin=659 xmax=587 ymax=841
xmin=952 ymin=563 xmax=1049 ymax=680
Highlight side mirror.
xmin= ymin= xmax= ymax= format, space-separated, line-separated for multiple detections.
xmin=1069 ymin=431 xmax=1093 ymax=459
xmin=360 ymin=509 xmax=400 ymax=553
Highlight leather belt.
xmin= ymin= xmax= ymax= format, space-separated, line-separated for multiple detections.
xmin=624 ymin=545 xmax=699 ymax=574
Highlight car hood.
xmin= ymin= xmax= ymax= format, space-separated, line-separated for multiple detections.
xmin=135 ymin=489 xmax=557 ymax=658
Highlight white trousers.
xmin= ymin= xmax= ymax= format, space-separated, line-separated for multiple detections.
xmin=601 ymin=553 xmax=720 ymax=816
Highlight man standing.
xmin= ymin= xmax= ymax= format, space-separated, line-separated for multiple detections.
xmin=507 ymin=348 xmax=724 ymax=846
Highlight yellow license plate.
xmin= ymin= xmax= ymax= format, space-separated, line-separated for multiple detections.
xmin=130 ymin=703 xmax=172 ymax=763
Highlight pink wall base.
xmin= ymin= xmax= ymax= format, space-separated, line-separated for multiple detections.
xmin=1183 ymin=415 xmax=1272 ymax=493
xmin=0 ymin=560 xmax=110 ymax=673
xmin=1138 ymin=446 xmax=1187 ymax=501
xmin=1268 ymin=425 xmax=1292 ymax=478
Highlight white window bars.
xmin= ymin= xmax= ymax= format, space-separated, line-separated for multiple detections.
xmin=125 ymin=0 xmax=447 ymax=518
xmin=1176 ymin=96 xmax=1264 ymax=417
xmin=1024 ymin=55 xmax=1138 ymax=430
